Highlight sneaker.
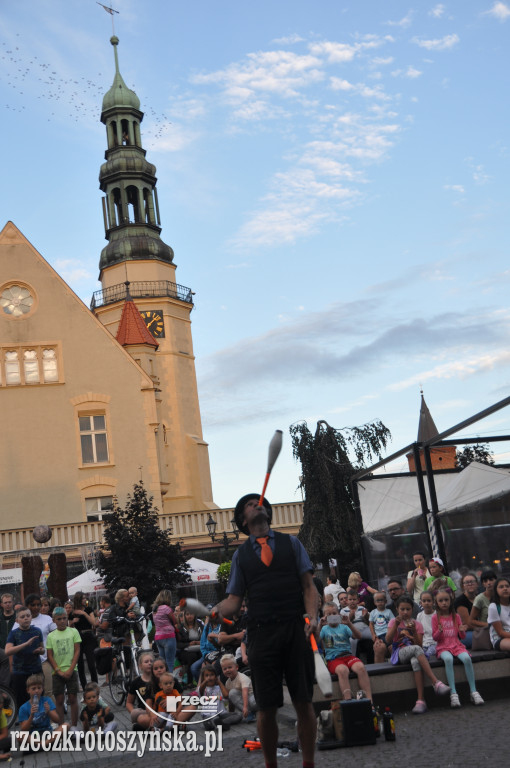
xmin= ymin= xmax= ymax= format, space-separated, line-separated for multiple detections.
xmin=433 ymin=680 xmax=450 ymax=696
xmin=412 ymin=700 xmax=427 ymax=714
xmin=450 ymin=693 xmax=461 ymax=708
xmin=470 ymin=691 xmax=484 ymax=706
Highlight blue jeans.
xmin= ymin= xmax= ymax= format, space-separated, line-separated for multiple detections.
xmin=156 ymin=636 xmax=176 ymax=671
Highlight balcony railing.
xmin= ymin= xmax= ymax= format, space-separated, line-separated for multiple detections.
xmin=90 ymin=280 xmax=194 ymax=310
xmin=0 ymin=502 xmax=304 ymax=563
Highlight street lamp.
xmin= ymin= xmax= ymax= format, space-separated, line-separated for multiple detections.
xmin=206 ymin=514 xmax=239 ymax=558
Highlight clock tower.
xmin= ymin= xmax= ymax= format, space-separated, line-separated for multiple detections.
xmin=91 ymin=36 xmax=216 ymax=514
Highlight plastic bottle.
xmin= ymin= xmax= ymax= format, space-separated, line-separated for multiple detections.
xmin=32 ymin=694 xmax=40 ymax=709
xmin=276 ymin=748 xmax=290 ymax=757
xmin=372 ymin=706 xmax=380 ymax=737
xmin=382 ymin=706 xmax=396 ymax=741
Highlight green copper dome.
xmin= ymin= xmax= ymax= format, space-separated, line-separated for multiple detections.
xmin=100 ymin=230 xmax=174 ymax=271
xmin=102 ymin=36 xmax=141 ymax=112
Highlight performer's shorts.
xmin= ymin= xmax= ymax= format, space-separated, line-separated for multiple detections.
xmin=247 ymin=617 xmax=314 ymax=710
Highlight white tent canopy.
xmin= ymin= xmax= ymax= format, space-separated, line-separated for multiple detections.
xmin=359 ymin=461 xmax=510 ymax=533
xmin=185 ymin=557 xmax=218 ymax=583
xmin=67 ymin=568 xmax=105 ymax=596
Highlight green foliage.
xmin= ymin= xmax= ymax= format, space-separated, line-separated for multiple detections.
xmin=290 ymin=419 xmax=391 ymax=585
xmin=216 ymin=561 xmax=232 ymax=585
xmin=97 ymin=482 xmax=189 ymax=604
xmin=456 ymin=444 xmax=495 ymax=469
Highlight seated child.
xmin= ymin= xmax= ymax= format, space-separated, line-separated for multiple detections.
xmin=80 ymin=682 xmax=117 ymax=732
xmin=199 ymin=664 xmax=241 ymax=730
xmin=320 ymin=604 xmax=372 ymax=702
xmin=18 ymin=674 xmax=65 ymax=746
xmin=346 ymin=589 xmax=373 ymax=664
xmin=369 ymin=592 xmax=393 ymax=663
xmin=386 ymin=595 xmax=449 ymax=714
xmin=220 ymin=654 xmax=256 ymax=722
xmin=153 ymin=672 xmax=182 ymax=730
xmin=416 ymin=591 xmax=436 ymax=659
xmin=126 ymin=651 xmax=154 ymax=730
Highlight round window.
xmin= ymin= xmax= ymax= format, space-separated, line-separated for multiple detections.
xmin=0 ymin=284 xmax=34 ymax=317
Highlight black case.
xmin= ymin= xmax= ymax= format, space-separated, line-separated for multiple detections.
xmin=340 ymin=699 xmax=376 ymax=747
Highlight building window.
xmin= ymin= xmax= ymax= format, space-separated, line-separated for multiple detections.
xmin=0 ymin=344 xmax=60 ymax=387
xmin=79 ymin=414 xmax=109 ymax=464
xmin=0 ymin=284 xmax=34 ymax=317
xmin=85 ymin=496 xmax=113 ymax=522
xmin=4 ymin=350 xmax=21 ymax=385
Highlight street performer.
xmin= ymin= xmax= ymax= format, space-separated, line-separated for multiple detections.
xmin=215 ymin=493 xmax=318 ymax=768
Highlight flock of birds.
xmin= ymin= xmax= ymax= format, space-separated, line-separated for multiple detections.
xmin=1 ymin=32 xmax=173 ymax=146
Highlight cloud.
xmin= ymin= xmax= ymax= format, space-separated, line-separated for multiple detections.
xmin=385 ymin=12 xmax=413 ymax=28
xmin=371 ymin=56 xmax=394 ymax=66
xmin=200 ymin=297 xmax=510 ymax=397
xmin=412 ymin=33 xmax=460 ymax=50
xmin=444 ymin=184 xmax=465 ymax=193
xmin=228 ymin=112 xmax=400 ymax=249
xmin=465 ymin=157 xmax=491 ymax=184
xmin=389 ymin=350 xmax=510 ymax=391
xmin=55 ymin=259 xmax=93 ymax=283
xmin=485 ymin=2 xmax=510 ymax=20
xmin=190 ymin=39 xmax=399 ymax=250
xmin=429 ymin=4 xmax=446 ymax=17
xmin=272 ymin=33 xmax=305 ymax=45
xmin=330 ymin=77 xmax=355 ymax=91
xmin=192 ymin=50 xmax=324 ymax=101
xmin=406 ymin=66 xmax=423 ymax=78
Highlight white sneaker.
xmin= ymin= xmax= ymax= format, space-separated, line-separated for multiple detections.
xmin=470 ymin=691 xmax=484 ymax=706
xmin=450 ymin=693 xmax=461 ymax=708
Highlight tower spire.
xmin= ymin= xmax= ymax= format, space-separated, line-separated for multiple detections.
xmin=98 ymin=36 xmax=173 ymax=277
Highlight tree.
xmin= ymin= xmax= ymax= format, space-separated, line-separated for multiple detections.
xmin=97 ymin=482 xmax=189 ymax=604
xmin=456 ymin=443 xmax=495 ymax=469
xmin=290 ymin=419 xmax=391 ymax=587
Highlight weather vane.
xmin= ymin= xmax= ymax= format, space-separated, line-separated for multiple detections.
xmin=97 ymin=3 xmax=119 ymax=35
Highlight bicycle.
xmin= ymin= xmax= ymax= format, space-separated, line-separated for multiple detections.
xmin=109 ymin=618 xmax=144 ymax=706
xmin=0 ymin=683 xmax=18 ymax=729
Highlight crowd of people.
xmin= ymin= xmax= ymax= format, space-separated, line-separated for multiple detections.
xmin=0 ymin=530 xmax=508 ymax=764
xmin=316 ymin=554 xmax=508 ymax=715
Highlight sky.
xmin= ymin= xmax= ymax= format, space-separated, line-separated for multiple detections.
xmin=1 ymin=0 xmax=510 ymax=509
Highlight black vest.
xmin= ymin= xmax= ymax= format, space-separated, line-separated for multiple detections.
xmin=238 ymin=531 xmax=305 ymax=625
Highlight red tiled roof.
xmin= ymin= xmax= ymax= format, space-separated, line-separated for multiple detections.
xmin=116 ymin=299 xmax=158 ymax=348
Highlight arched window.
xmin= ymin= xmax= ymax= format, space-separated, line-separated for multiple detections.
xmin=143 ymin=188 xmax=155 ymax=224
xmin=126 ymin=185 xmax=141 ymax=223
xmin=111 ymin=120 xmax=119 ymax=147
xmin=113 ymin=187 xmax=123 ymax=225
xmin=4 ymin=350 xmax=20 ymax=385
xmin=121 ymin=119 xmax=130 ymax=145
xmin=23 ymin=350 xmax=40 ymax=384
xmin=42 ymin=349 xmax=58 ymax=383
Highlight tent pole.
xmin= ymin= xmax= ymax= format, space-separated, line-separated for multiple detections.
xmin=413 ymin=443 xmax=435 ymax=557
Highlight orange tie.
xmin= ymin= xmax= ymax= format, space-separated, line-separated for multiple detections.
xmin=256 ymin=536 xmax=273 ymax=566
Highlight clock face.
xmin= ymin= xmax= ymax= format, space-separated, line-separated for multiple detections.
xmin=140 ymin=309 xmax=165 ymax=338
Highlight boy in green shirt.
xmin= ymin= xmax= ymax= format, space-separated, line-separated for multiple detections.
xmin=46 ymin=608 xmax=81 ymax=727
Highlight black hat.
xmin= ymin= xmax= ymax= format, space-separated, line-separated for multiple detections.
xmin=234 ymin=493 xmax=272 ymax=536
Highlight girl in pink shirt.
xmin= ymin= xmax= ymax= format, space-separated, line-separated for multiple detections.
xmin=432 ymin=589 xmax=483 ymax=708
xmin=152 ymin=590 xmax=177 ymax=673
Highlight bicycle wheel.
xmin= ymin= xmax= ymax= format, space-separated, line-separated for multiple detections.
xmin=0 ymin=684 xmax=18 ymax=729
xmin=109 ymin=665 xmax=127 ymax=706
